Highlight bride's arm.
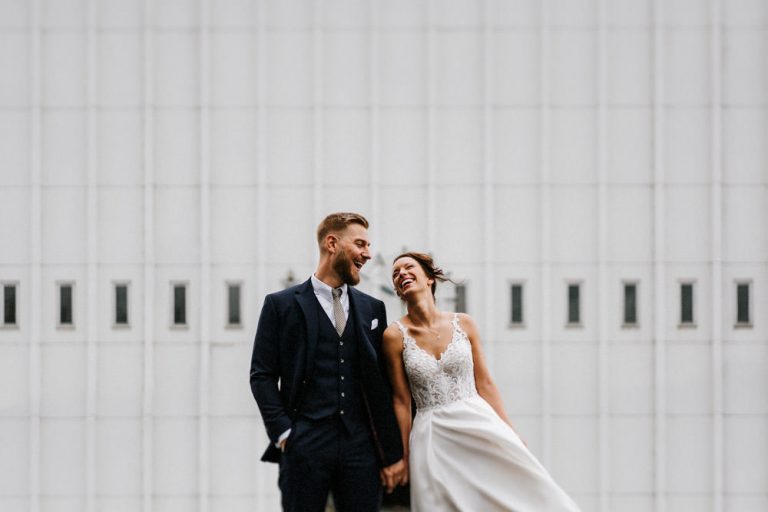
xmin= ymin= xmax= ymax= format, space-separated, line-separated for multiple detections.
xmin=382 ymin=324 xmax=412 ymax=481
xmin=460 ymin=313 xmax=522 ymax=436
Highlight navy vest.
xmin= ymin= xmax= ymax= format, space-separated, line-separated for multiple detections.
xmin=300 ymin=296 xmax=366 ymax=431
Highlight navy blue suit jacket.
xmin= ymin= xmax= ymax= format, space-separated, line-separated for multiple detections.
xmin=250 ymin=278 xmax=403 ymax=465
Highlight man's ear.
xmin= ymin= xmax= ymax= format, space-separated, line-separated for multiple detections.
xmin=326 ymin=233 xmax=339 ymax=254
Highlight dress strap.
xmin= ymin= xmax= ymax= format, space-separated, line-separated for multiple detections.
xmin=393 ymin=320 xmax=409 ymax=347
xmin=451 ymin=313 xmax=465 ymax=334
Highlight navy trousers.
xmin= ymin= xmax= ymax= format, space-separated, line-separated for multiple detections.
xmin=278 ymin=415 xmax=382 ymax=512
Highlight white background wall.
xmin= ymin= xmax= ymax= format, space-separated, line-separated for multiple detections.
xmin=0 ymin=0 xmax=766 ymax=511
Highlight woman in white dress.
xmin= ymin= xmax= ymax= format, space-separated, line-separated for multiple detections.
xmin=382 ymin=252 xmax=581 ymax=511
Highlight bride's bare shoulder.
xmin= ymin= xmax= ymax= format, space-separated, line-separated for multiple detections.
xmin=383 ymin=321 xmax=406 ymax=346
xmin=455 ymin=312 xmax=480 ymax=335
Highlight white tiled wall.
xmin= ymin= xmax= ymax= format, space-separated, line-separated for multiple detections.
xmin=0 ymin=0 xmax=766 ymax=511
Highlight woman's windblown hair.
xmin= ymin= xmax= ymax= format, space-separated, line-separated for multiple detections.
xmin=392 ymin=251 xmax=453 ymax=300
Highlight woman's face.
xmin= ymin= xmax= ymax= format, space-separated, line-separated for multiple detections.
xmin=392 ymin=257 xmax=433 ymax=299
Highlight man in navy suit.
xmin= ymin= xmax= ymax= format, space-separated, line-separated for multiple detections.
xmin=250 ymin=212 xmax=407 ymax=512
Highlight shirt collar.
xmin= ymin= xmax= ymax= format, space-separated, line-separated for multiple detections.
xmin=311 ymin=274 xmax=348 ymax=301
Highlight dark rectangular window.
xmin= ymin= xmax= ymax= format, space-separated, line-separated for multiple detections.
xmin=60 ymin=284 xmax=73 ymax=325
xmin=227 ymin=283 xmax=241 ymax=326
xmin=173 ymin=284 xmax=186 ymax=326
xmin=115 ymin=284 xmax=128 ymax=325
xmin=736 ymin=282 xmax=750 ymax=325
xmin=510 ymin=284 xmax=523 ymax=325
xmin=454 ymin=284 xmax=467 ymax=313
xmin=680 ymin=283 xmax=694 ymax=325
xmin=567 ymin=283 xmax=580 ymax=325
xmin=3 ymin=284 xmax=17 ymax=325
xmin=623 ymin=283 xmax=638 ymax=326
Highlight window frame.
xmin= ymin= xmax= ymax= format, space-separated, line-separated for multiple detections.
xmin=225 ymin=280 xmax=243 ymax=329
xmin=1 ymin=281 xmax=19 ymax=329
xmin=621 ymin=280 xmax=640 ymax=328
xmin=112 ymin=280 xmax=131 ymax=329
xmin=56 ymin=281 xmax=76 ymax=329
xmin=453 ymin=282 xmax=468 ymax=314
xmin=678 ymin=280 xmax=696 ymax=328
xmin=565 ymin=280 xmax=583 ymax=328
xmin=170 ymin=281 xmax=189 ymax=329
xmin=508 ymin=280 xmax=525 ymax=328
xmin=734 ymin=279 xmax=753 ymax=328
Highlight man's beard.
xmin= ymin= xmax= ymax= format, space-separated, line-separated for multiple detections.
xmin=333 ymin=248 xmax=360 ymax=286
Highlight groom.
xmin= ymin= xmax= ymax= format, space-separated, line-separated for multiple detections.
xmin=250 ymin=212 xmax=406 ymax=512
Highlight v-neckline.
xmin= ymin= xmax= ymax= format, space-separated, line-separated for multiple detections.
xmin=400 ymin=319 xmax=459 ymax=362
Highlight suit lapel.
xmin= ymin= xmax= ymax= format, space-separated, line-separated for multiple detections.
xmin=294 ymin=279 xmax=320 ymax=377
xmin=349 ymin=288 xmax=377 ymax=362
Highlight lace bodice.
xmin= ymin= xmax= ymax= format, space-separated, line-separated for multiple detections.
xmin=396 ymin=314 xmax=478 ymax=412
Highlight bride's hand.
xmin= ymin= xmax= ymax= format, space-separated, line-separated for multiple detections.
xmin=398 ymin=460 xmax=409 ymax=487
xmin=380 ymin=458 xmax=408 ymax=493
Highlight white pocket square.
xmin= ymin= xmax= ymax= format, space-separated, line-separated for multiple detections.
xmin=370 ymin=318 xmax=378 ymax=330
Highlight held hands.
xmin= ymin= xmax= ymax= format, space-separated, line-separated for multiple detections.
xmin=379 ymin=459 xmax=408 ymax=494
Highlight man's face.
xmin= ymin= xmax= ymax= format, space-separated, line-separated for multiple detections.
xmin=332 ymin=223 xmax=371 ymax=286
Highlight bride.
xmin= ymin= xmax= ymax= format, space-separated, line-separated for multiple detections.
xmin=382 ymin=252 xmax=581 ymax=511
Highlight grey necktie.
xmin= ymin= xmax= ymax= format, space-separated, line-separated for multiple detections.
xmin=332 ymin=288 xmax=346 ymax=336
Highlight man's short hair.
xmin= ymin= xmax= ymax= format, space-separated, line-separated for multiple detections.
xmin=316 ymin=212 xmax=369 ymax=249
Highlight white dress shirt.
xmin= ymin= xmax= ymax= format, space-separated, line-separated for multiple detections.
xmin=311 ymin=273 xmax=350 ymax=324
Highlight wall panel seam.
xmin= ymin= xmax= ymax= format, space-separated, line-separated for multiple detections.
xmin=539 ymin=0 xmax=552 ymax=468
xmin=141 ymin=1 xmax=156 ymax=510
xmin=255 ymin=2 xmax=267 ymax=509
xmin=652 ymin=1 xmax=667 ymax=511
xmin=85 ymin=0 xmax=98 ymax=510
xmin=312 ymin=0 xmax=324 ymax=223
xmin=198 ymin=1 xmax=211 ymax=511
xmin=597 ymin=0 xmax=609 ymax=509
xmin=29 ymin=1 xmax=42 ymax=511
xmin=710 ymin=1 xmax=724 ymax=511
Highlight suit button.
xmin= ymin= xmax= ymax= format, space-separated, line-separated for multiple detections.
xmin=341 ymin=392 xmax=345 ymax=398
xmin=340 ymin=358 xmax=344 ymax=363
xmin=292 ymin=408 xmax=297 ymax=412
xmin=302 ymin=379 xmax=306 ymax=384
xmin=340 ymin=410 xmax=345 ymax=415
xmin=341 ymin=376 xmax=345 ymax=381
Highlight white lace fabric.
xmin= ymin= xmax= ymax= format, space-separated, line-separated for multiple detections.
xmin=396 ymin=314 xmax=478 ymax=412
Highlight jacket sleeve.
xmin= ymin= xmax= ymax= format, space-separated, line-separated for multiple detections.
xmin=372 ymin=300 xmax=405 ymax=466
xmin=249 ymin=295 xmax=292 ymax=443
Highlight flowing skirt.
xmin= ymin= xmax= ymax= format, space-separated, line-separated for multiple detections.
xmin=409 ymin=395 xmax=581 ymax=512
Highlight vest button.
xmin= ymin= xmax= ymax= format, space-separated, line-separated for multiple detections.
xmin=341 ymin=376 xmax=345 ymax=380
xmin=340 ymin=410 xmax=345 ymax=415
xmin=341 ymin=392 xmax=345 ymax=397
xmin=339 ymin=341 xmax=344 ymax=346
xmin=340 ymin=358 xmax=344 ymax=363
